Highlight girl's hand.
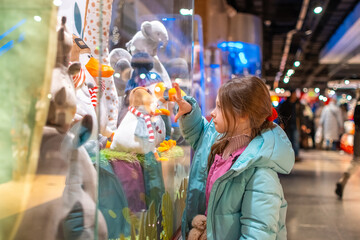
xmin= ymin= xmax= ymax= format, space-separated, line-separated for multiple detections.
xmin=173 ymin=83 xmax=192 ymax=122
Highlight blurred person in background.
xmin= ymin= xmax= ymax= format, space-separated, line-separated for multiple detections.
xmin=279 ymin=90 xmax=305 ymax=161
xmin=314 ymin=101 xmax=325 ymax=149
xmin=300 ymin=97 xmax=314 ymax=149
xmin=319 ymin=97 xmax=343 ymax=150
xmin=335 ymin=97 xmax=360 ymax=199
xmin=340 ymin=103 xmax=349 ymax=128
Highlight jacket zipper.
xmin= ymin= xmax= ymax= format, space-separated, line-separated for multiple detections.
xmin=208 ymin=170 xmax=235 ymax=239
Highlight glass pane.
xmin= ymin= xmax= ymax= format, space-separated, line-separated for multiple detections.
xmin=100 ymin=0 xmax=194 ymax=239
xmin=1 ymin=0 xmax=103 ymax=239
xmin=1 ymin=0 xmax=193 ymax=239
xmin=0 ymin=0 xmax=59 ymax=239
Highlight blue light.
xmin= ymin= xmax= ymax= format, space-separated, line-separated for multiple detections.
xmin=217 ymin=41 xmax=244 ymax=50
xmin=210 ymin=64 xmax=220 ymax=69
xmin=0 ymin=19 xmax=26 ymax=41
xmin=162 ymin=17 xmax=176 ymax=21
xmin=18 ymin=33 xmax=25 ymax=43
xmin=235 ymin=42 xmax=243 ymax=49
xmin=220 ymin=42 xmax=227 ymax=48
xmin=0 ymin=40 xmax=14 ymax=56
xmin=228 ymin=42 xmax=235 ymax=48
xmin=239 ymin=52 xmax=248 ymax=64
xmin=218 ymin=41 xmax=261 ymax=77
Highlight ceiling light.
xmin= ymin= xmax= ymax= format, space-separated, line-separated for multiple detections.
xmin=180 ymin=8 xmax=193 ymax=16
xmin=315 ymin=88 xmax=320 ymax=93
xmin=303 ymin=88 xmax=308 ymax=93
xmin=347 ymin=95 xmax=352 ymax=101
xmin=53 ymin=0 xmax=62 ymax=6
xmin=305 ymin=30 xmax=312 ymax=35
xmin=345 ymin=80 xmax=350 ymax=85
xmin=34 ymin=16 xmax=42 ymax=22
xmin=314 ymin=6 xmax=323 ymax=14
xmin=294 ymin=61 xmax=300 ymax=67
xmin=283 ymin=76 xmax=290 ymax=84
xmin=286 ymin=69 xmax=295 ymax=76
xmin=264 ymin=20 xmax=271 ymax=26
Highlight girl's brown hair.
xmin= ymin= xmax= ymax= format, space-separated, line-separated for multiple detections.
xmin=207 ymin=76 xmax=274 ymax=171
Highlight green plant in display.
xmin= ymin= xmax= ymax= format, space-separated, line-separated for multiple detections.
xmin=174 ymin=177 xmax=188 ymax=227
xmin=145 ymin=202 xmax=157 ymax=240
xmin=100 ymin=149 xmax=145 ymax=165
xmin=138 ymin=211 xmax=146 ymax=240
xmin=161 ymin=192 xmax=173 ymax=240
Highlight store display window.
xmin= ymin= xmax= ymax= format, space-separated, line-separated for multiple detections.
xmin=1 ymin=0 xmax=193 ymax=239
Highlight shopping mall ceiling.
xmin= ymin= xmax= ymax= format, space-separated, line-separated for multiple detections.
xmin=226 ymin=0 xmax=360 ymax=89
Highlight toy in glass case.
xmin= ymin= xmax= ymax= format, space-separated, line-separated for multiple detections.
xmin=70 ymin=35 xmax=114 ymax=144
xmin=56 ymin=2 xmax=192 ymax=238
xmin=126 ymin=20 xmax=172 ymax=88
xmin=14 ymin=17 xmax=107 ymax=240
xmin=83 ymin=0 xmax=119 ymax=131
xmin=98 ymin=19 xmax=189 ymax=238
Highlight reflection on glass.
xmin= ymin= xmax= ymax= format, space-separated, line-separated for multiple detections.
xmin=1 ymin=0 xmax=193 ymax=239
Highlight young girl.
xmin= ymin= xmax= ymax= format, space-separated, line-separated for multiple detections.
xmin=173 ymin=77 xmax=295 ymax=240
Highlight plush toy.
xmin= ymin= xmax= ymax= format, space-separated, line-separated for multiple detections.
xmin=125 ymin=52 xmax=163 ymax=95
xmin=62 ymin=115 xmax=108 ymax=240
xmin=83 ymin=0 xmax=119 ymax=131
xmin=188 ymin=215 xmax=207 ymax=240
xmin=111 ymin=87 xmax=168 ymax=161
xmin=14 ymin=17 xmax=107 ymax=240
xmin=109 ymin=48 xmax=133 ymax=97
xmin=70 ymin=35 xmax=114 ymax=141
xmin=126 ymin=20 xmax=172 ymax=88
xmin=109 ymin=48 xmax=134 ymax=126
xmin=115 ymin=52 xmax=164 ymax=126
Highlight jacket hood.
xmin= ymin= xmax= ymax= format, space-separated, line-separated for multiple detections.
xmin=231 ymin=124 xmax=294 ymax=174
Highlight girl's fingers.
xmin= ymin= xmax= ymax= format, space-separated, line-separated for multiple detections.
xmin=174 ymin=112 xmax=180 ymax=123
xmin=173 ymin=82 xmax=182 ymax=99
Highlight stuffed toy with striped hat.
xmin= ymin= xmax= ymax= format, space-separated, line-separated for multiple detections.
xmin=111 ymin=87 xmax=168 ymax=160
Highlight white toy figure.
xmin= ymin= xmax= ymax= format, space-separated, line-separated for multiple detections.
xmin=111 ymin=87 xmax=168 ymax=161
xmin=126 ymin=20 xmax=172 ymax=88
xmin=70 ymin=35 xmax=114 ymax=140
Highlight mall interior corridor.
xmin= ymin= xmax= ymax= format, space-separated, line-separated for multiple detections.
xmin=282 ymin=150 xmax=360 ymax=240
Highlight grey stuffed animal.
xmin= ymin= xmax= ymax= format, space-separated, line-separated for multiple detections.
xmin=126 ymin=20 xmax=172 ymax=88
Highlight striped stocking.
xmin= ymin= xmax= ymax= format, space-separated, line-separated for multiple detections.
xmin=88 ymin=80 xmax=106 ymax=108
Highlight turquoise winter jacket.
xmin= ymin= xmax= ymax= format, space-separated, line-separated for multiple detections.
xmin=180 ymin=97 xmax=295 ymax=240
